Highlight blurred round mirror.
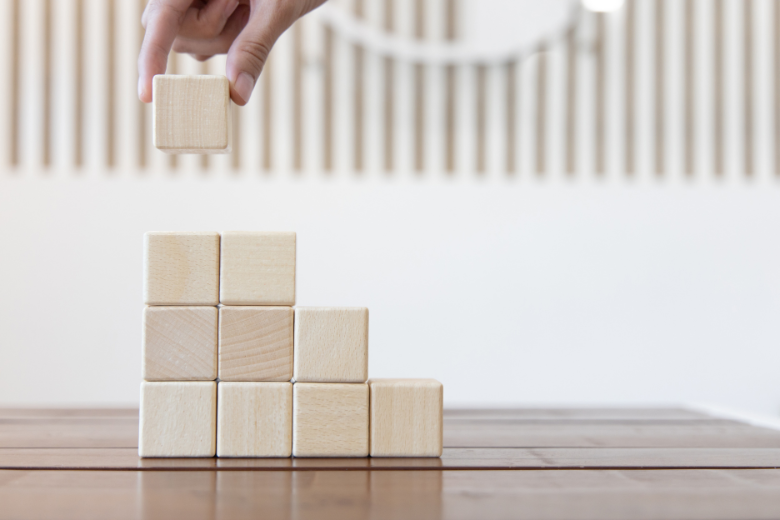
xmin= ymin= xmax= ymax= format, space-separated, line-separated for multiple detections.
xmin=317 ymin=0 xmax=580 ymax=64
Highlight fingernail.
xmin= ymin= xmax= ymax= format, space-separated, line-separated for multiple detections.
xmin=225 ymin=0 xmax=239 ymax=18
xmin=234 ymin=73 xmax=254 ymax=104
xmin=138 ymin=78 xmax=145 ymax=101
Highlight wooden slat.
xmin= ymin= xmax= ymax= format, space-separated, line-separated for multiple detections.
xmin=4 ymin=447 xmax=780 ymax=471
xmin=0 ymin=407 xmax=712 ymax=421
xmin=3 ymin=469 xmax=780 ymax=520
xmin=445 ymin=423 xmax=780 ymax=448
xmin=443 ymin=407 xmax=711 ymax=420
xmin=0 ymin=418 xmax=137 ymax=448
xmin=0 ymin=408 xmax=138 ymax=419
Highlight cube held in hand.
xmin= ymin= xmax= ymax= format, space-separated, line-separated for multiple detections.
xmin=153 ymin=75 xmax=231 ymax=154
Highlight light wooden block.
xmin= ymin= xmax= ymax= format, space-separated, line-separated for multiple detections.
xmin=217 ymin=382 xmax=292 ymax=457
xmin=219 ymin=232 xmax=296 ymax=306
xmin=292 ymin=383 xmax=369 ymax=457
xmin=139 ymin=381 xmax=217 ymax=457
xmin=143 ymin=306 xmax=218 ymax=381
xmin=143 ymin=231 xmax=220 ymax=306
xmin=293 ymin=307 xmax=368 ymax=383
xmin=153 ymin=75 xmax=231 ymax=154
xmin=219 ymin=306 xmax=293 ymax=382
xmin=368 ymin=379 xmax=443 ymax=457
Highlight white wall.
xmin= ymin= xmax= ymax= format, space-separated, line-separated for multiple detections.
xmin=1 ymin=171 xmax=779 ymax=415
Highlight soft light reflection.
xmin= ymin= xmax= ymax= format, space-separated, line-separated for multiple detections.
xmin=582 ymin=0 xmax=625 ymax=12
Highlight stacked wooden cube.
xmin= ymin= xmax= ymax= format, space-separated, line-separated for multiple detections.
xmin=140 ymin=231 xmax=443 ymax=458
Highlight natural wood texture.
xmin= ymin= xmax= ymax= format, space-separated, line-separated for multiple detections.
xmin=443 ymin=422 xmax=780 ymax=448
xmin=153 ymin=75 xmax=231 ymax=154
xmin=8 ymin=447 xmax=780 ymax=471
xmin=293 ymin=307 xmax=368 ymax=383
xmin=4 ymin=409 xmax=779 ymax=451
xmin=369 ymin=379 xmax=443 ymax=457
xmin=217 ymin=382 xmax=292 ymax=457
xmin=4 ymin=469 xmax=780 ymax=520
xmin=219 ymin=232 xmax=296 ymax=306
xmin=6 ymin=407 xmax=780 ymax=519
xmin=292 ymin=383 xmax=369 ymax=457
xmin=143 ymin=306 xmax=218 ymax=381
xmin=219 ymin=307 xmax=293 ymax=382
xmin=138 ymin=382 xmax=216 ymax=458
xmin=143 ymin=232 xmax=220 ymax=306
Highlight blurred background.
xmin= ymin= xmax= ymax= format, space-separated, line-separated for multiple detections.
xmin=1 ymin=0 xmax=780 ymax=415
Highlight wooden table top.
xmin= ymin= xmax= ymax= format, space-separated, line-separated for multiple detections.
xmin=2 ymin=407 xmax=780 ymax=519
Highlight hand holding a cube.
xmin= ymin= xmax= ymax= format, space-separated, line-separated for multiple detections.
xmin=138 ymin=0 xmax=328 ymax=105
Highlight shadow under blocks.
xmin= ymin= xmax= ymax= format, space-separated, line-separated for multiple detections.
xmin=140 ymin=231 xmax=443 ymax=458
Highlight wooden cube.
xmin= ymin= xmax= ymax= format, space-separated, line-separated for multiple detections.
xmin=219 ymin=232 xmax=296 ymax=306
xmin=143 ymin=231 xmax=220 ymax=306
xmin=219 ymin=306 xmax=293 ymax=382
xmin=143 ymin=306 xmax=218 ymax=381
xmin=368 ymin=379 xmax=443 ymax=457
xmin=153 ymin=75 xmax=231 ymax=154
xmin=293 ymin=307 xmax=368 ymax=383
xmin=139 ymin=381 xmax=217 ymax=457
xmin=292 ymin=383 xmax=369 ymax=457
xmin=217 ymin=382 xmax=292 ymax=457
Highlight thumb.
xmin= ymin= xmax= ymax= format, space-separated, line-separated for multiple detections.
xmin=226 ymin=2 xmax=299 ymax=105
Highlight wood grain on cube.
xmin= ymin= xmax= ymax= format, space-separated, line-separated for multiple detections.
xmin=217 ymin=382 xmax=292 ymax=457
xmin=369 ymin=379 xmax=443 ymax=457
xmin=219 ymin=306 xmax=293 ymax=382
xmin=219 ymin=232 xmax=295 ymax=306
xmin=293 ymin=307 xmax=368 ymax=383
xmin=143 ymin=232 xmax=220 ymax=306
xmin=292 ymin=383 xmax=369 ymax=457
xmin=153 ymin=75 xmax=231 ymax=154
xmin=143 ymin=306 xmax=217 ymax=381
xmin=139 ymin=382 xmax=217 ymax=457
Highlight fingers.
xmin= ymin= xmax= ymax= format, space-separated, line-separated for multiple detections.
xmin=172 ymin=4 xmax=250 ymax=56
xmin=225 ymin=0 xmax=301 ymax=105
xmin=178 ymin=0 xmax=240 ymax=39
xmin=138 ymin=0 xmax=194 ymax=102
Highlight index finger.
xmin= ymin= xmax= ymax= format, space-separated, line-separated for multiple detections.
xmin=138 ymin=0 xmax=194 ymax=102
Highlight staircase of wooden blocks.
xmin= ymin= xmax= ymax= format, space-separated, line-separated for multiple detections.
xmin=140 ymin=231 xmax=443 ymax=458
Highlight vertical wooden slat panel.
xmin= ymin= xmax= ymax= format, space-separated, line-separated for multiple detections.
xmin=744 ymin=0 xmax=754 ymax=178
xmin=475 ymin=64 xmax=486 ymax=173
xmin=10 ymin=0 xmax=21 ymax=167
xmin=137 ymin=0 xmax=146 ymax=169
xmin=684 ymin=0 xmax=694 ymax=176
xmin=624 ymin=1 xmax=635 ymax=176
xmin=383 ymin=0 xmax=395 ymax=173
xmin=654 ymin=0 xmax=665 ymax=176
xmin=262 ymin=53 xmax=274 ymax=171
xmin=443 ymin=0 xmax=456 ymax=174
xmin=775 ymin=0 xmax=780 ymax=177
xmin=322 ymin=26 xmax=333 ymax=172
xmin=42 ymin=0 xmax=52 ymax=168
xmin=413 ymin=0 xmax=425 ymax=173
xmin=595 ymin=13 xmax=606 ymax=176
xmin=535 ymin=49 xmax=547 ymax=176
xmin=566 ymin=25 xmax=578 ymax=177
xmin=353 ymin=0 xmax=364 ymax=173
xmin=506 ymin=61 xmax=516 ymax=174
xmin=106 ymin=0 xmax=115 ymax=169
xmin=292 ymin=22 xmax=303 ymax=172
xmin=713 ymin=0 xmax=724 ymax=176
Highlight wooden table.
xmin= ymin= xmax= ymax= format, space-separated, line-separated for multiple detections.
xmin=2 ymin=407 xmax=780 ymax=519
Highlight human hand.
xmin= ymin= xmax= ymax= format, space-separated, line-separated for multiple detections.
xmin=138 ymin=0 xmax=326 ymax=105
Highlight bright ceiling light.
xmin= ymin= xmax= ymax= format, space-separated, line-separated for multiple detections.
xmin=582 ymin=0 xmax=625 ymax=12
